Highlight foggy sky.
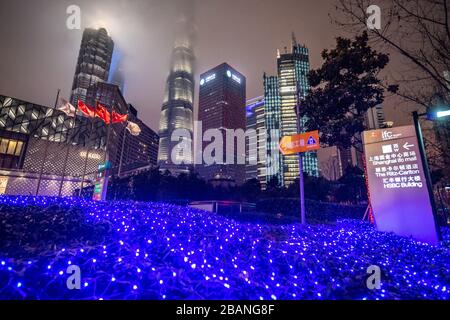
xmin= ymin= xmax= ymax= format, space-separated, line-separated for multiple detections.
xmin=0 ymin=0 xmax=403 ymax=131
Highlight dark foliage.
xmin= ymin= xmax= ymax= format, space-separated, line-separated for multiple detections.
xmin=301 ymin=31 xmax=394 ymax=150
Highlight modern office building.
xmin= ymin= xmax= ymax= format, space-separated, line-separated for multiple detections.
xmin=157 ymin=16 xmax=196 ymax=174
xmin=245 ymin=96 xmax=266 ymax=188
xmin=318 ymin=145 xmax=366 ymax=180
xmin=0 ymin=91 xmax=158 ymax=196
xmin=109 ymin=48 xmax=126 ymax=94
xmin=317 ymin=146 xmax=343 ymax=181
xmin=116 ymin=104 xmax=159 ymax=174
xmin=333 ymin=104 xmax=388 ymax=175
xmin=70 ymin=28 xmax=114 ymax=106
xmin=431 ymin=71 xmax=450 ymax=183
xmin=365 ymin=104 xmax=387 ymax=130
xmin=84 ymin=82 xmax=129 ymax=165
xmin=85 ymin=83 xmax=159 ymax=170
xmin=197 ymin=63 xmax=246 ymax=185
xmin=0 ymin=94 xmax=104 ymax=196
xmin=263 ymin=34 xmax=318 ymax=187
xmin=263 ymin=74 xmax=283 ymax=186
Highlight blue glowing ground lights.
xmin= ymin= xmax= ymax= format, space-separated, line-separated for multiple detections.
xmin=0 ymin=196 xmax=449 ymax=300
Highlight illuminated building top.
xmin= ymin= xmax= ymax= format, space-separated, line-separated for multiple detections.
xmin=157 ymin=14 xmax=196 ymax=174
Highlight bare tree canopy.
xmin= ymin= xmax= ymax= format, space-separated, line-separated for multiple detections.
xmin=334 ymin=0 xmax=450 ymax=108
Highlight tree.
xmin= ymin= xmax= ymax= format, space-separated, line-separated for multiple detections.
xmin=334 ymin=0 xmax=450 ymax=108
xmin=301 ymin=31 xmax=394 ymax=150
xmin=335 ymin=1 xmax=450 ymax=185
xmin=334 ymin=166 xmax=367 ymax=204
xmin=286 ymin=175 xmax=333 ymax=201
xmin=265 ymin=176 xmax=281 ymax=198
xmin=240 ymin=178 xmax=261 ymax=202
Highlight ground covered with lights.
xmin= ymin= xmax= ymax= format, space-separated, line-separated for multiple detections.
xmin=0 ymin=196 xmax=449 ymax=300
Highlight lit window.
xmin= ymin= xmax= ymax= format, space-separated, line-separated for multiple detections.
xmin=0 ymin=139 xmax=8 ymax=154
xmin=7 ymin=140 xmax=17 ymax=155
xmin=15 ymin=141 xmax=23 ymax=156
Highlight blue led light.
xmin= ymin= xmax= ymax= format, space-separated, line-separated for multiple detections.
xmin=0 ymin=195 xmax=448 ymax=300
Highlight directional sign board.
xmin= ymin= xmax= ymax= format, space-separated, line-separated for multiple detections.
xmin=93 ymin=162 xmax=110 ymax=201
xmin=363 ymin=125 xmax=439 ymax=245
xmin=279 ymin=130 xmax=320 ymax=155
xmin=92 ymin=173 xmax=109 ymax=201
xmin=98 ymin=161 xmax=112 ymax=172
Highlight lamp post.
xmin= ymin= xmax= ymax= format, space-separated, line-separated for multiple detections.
xmin=412 ymin=107 xmax=450 ymax=234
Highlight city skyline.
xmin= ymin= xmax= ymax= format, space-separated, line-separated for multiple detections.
xmin=0 ymin=0 xmax=408 ymax=133
xmin=0 ymin=0 xmax=448 ymax=304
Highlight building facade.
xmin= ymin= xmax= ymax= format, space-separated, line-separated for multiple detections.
xmin=84 ymin=82 xmax=129 ymax=165
xmin=245 ymin=96 xmax=266 ymax=187
xmin=70 ymin=28 xmax=114 ymax=106
xmin=263 ymin=74 xmax=283 ymax=186
xmin=109 ymin=48 xmax=126 ymax=94
xmin=0 ymin=94 xmax=104 ymax=196
xmin=317 ymin=146 xmax=343 ymax=181
xmin=197 ymin=63 xmax=246 ymax=185
xmin=263 ymin=34 xmax=318 ymax=187
xmin=116 ymin=104 xmax=159 ymax=174
xmin=0 ymin=92 xmax=158 ymax=196
xmin=365 ymin=104 xmax=387 ymax=130
xmin=157 ymin=18 xmax=196 ymax=174
xmin=85 ymin=83 xmax=159 ymax=171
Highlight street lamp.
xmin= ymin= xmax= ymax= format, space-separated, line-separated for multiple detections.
xmin=412 ymin=107 xmax=450 ymax=233
xmin=436 ymin=110 xmax=450 ymax=118
xmin=426 ymin=108 xmax=450 ymax=120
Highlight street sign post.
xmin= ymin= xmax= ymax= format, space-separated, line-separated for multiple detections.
xmin=280 ymin=130 xmax=320 ymax=224
xmin=363 ymin=125 xmax=440 ymax=245
xmin=92 ymin=161 xmax=111 ymax=201
xmin=279 ymin=130 xmax=320 ymax=155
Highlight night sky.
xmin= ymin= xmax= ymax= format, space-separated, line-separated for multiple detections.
xmin=0 ymin=0 xmax=405 ymax=131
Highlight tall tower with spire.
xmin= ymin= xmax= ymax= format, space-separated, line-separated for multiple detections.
xmin=157 ymin=9 xmax=196 ymax=174
xmin=263 ymin=33 xmax=318 ymax=187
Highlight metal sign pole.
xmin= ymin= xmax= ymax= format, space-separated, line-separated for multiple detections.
xmin=299 ymin=153 xmax=306 ymax=224
xmin=296 ymin=88 xmax=306 ymax=224
xmin=412 ymin=111 xmax=442 ymax=240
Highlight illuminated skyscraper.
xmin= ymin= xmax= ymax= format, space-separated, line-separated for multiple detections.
xmin=245 ymin=97 xmax=266 ymax=187
xmin=263 ymin=74 xmax=283 ymax=186
xmin=70 ymin=28 xmax=114 ymax=106
xmin=263 ymin=33 xmax=318 ymax=187
xmin=197 ymin=63 xmax=246 ymax=185
xmin=109 ymin=49 xmax=126 ymax=94
xmin=157 ymin=16 xmax=195 ymax=174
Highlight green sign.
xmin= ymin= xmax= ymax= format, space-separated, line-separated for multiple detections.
xmin=98 ymin=161 xmax=112 ymax=172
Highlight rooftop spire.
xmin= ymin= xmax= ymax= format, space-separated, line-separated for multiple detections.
xmin=291 ymin=31 xmax=297 ymax=52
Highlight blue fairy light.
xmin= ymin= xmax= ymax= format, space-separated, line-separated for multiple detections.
xmin=0 ymin=195 xmax=448 ymax=300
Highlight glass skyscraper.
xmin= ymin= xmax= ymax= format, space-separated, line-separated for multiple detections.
xmin=197 ymin=63 xmax=246 ymax=185
xmin=70 ymin=28 xmax=114 ymax=106
xmin=263 ymin=74 xmax=283 ymax=186
xmin=157 ymin=16 xmax=195 ymax=174
xmin=245 ymin=96 xmax=266 ymax=187
xmin=263 ymin=34 xmax=318 ymax=187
